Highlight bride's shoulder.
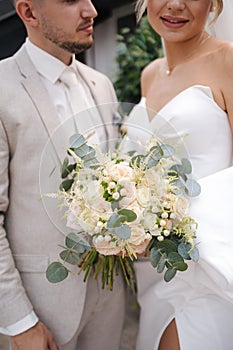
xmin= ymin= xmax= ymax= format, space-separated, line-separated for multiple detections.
xmin=141 ymin=58 xmax=164 ymax=94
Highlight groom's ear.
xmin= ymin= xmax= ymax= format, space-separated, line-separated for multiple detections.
xmin=16 ymin=0 xmax=39 ymax=28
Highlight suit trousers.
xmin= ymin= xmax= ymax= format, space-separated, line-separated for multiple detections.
xmin=60 ymin=271 xmax=126 ymax=350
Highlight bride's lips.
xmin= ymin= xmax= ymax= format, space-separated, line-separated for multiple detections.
xmin=161 ymin=16 xmax=189 ymax=29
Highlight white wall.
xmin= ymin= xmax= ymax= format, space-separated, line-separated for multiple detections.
xmin=86 ymin=3 xmax=135 ymax=81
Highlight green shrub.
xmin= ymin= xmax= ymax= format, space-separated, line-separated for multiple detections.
xmin=114 ymin=16 xmax=163 ymax=108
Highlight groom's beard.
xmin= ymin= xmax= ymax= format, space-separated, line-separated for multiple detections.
xmin=40 ymin=17 xmax=94 ymax=54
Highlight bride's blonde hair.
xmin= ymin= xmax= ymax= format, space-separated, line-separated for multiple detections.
xmin=135 ymin=0 xmax=223 ymax=25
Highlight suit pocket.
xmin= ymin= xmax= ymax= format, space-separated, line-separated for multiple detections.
xmin=13 ymin=255 xmax=50 ymax=273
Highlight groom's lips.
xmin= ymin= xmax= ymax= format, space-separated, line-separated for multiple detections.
xmin=161 ymin=16 xmax=189 ymax=29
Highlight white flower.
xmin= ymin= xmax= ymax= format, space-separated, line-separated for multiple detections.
xmin=128 ymin=225 xmax=151 ymax=254
xmin=112 ymin=192 xmax=120 ymax=200
xmin=160 ymin=219 xmax=167 ymax=227
xmin=157 ymin=235 xmax=164 ymax=242
xmin=163 ymin=229 xmax=170 ymax=236
xmin=118 ymin=180 xmax=137 ymax=207
xmin=137 ymin=186 xmax=151 ymax=207
xmin=173 ymin=196 xmax=189 ymax=220
xmin=93 ymin=236 xmax=121 ymax=255
xmin=161 ymin=212 xmax=168 ymax=219
xmin=142 ymin=212 xmax=157 ymax=231
xmin=108 ymin=181 xmax=116 ymax=190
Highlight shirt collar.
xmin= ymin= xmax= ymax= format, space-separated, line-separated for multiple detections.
xmin=25 ymin=38 xmax=76 ymax=84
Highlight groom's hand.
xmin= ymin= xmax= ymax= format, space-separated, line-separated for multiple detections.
xmin=11 ymin=321 xmax=58 ymax=350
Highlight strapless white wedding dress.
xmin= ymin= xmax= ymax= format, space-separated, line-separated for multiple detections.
xmin=125 ymin=85 xmax=233 ymax=350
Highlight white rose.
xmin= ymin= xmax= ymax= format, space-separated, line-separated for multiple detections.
xmin=128 ymin=226 xmax=151 ymax=254
xmin=142 ymin=212 xmax=158 ymax=231
xmin=118 ymin=179 xmax=137 ymax=207
xmin=93 ymin=236 xmax=121 ymax=255
xmin=136 ymin=186 xmax=151 ymax=208
xmin=173 ymin=196 xmax=189 ymax=220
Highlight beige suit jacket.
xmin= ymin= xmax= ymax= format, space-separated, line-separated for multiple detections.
xmin=0 ymin=45 xmax=119 ymax=345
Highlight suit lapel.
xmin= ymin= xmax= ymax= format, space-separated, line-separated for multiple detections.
xmin=14 ymin=46 xmax=72 ymax=163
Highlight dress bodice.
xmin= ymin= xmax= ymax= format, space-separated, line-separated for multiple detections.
xmin=125 ymin=85 xmax=233 ymax=179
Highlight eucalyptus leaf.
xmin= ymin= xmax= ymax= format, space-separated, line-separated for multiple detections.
xmin=150 ymin=247 xmax=161 ymax=268
xmin=185 ymin=179 xmax=201 ymax=197
xmin=164 ymin=268 xmax=177 ymax=282
xmin=60 ymin=250 xmax=81 ymax=265
xmin=161 ymin=144 xmax=175 ymax=158
xmin=113 ymin=224 xmax=131 ymax=240
xmin=189 ymin=247 xmax=199 ymax=262
xmin=157 ymin=239 xmax=178 ymax=254
xmin=107 ymin=213 xmax=127 ymax=229
xmin=46 ymin=262 xmax=69 ymax=283
xmin=118 ymin=209 xmax=137 ymax=222
xmin=167 ymin=252 xmax=184 ymax=263
xmin=69 ymin=133 xmax=86 ymax=148
xmin=173 ymin=261 xmax=188 ymax=271
xmin=73 ymin=144 xmax=91 ymax=158
xmin=181 ymin=158 xmax=192 ymax=174
xmin=65 ymin=233 xmax=90 ymax=253
xmin=178 ymin=242 xmax=192 ymax=260
xmin=157 ymin=253 xmax=167 ymax=273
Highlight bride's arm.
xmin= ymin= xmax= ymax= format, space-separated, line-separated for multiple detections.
xmin=220 ymin=44 xmax=233 ymax=133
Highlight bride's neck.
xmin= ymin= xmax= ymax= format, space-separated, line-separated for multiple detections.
xmin=164 ymin=32 xmax=211 ymax=76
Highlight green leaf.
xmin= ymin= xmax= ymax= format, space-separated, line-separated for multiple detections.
xmin=157 ymin=253 xmax=167 ymax=273
xmin=181 ymin=158 xmax=192 ymax=174
xmin=157 ymin=239 xmax=178 ymax=254
xmin=150 ymin=247 xmax=161 ymax=268
xmin=178 ymin=242 xmax=192 ymax=260
xmin=167 ymin=252 xmax=184 ymax=264
xmin=65 ymin=233 xmax=90 ymax=253
xmin=107 ymin=213 xmax=126 ymax=229
xmin=164 ymin=268 xmax=177 ymax=282
xmin=173 ymin=261 xmax=188 ymax=271
xmin=60 ymin=157 xmax=69 ymax=178
xmin=161 ymin=144 xmax=175 ymax=158
xmin=185 ymin=179 xmax=201 ymax=197
xmin=59 ymin=179 xmax=74 ymax=191
xmin=46 ymin=262 xmax=69 ymax=283
xmin=112 ymin=224 xmax=131 ymax=240
xmin=69 ymin=133 xmax=86 ymax=148
xmin=130 ymin=155 xmax=146 ymax=169
xmin=118 ymin=209 xmax=137 ymax=222
xmin=189 ymin=247 xmax=199 ymax=262
xmin=60 ymin=250 xmax=81 ymax=265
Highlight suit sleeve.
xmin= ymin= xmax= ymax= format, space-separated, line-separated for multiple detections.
xmin=0 ymin=119 xmax=34 ymax=328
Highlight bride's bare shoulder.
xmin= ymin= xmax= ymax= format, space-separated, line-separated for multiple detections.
xmin=141 ymin=58 xmax=164 ymax=95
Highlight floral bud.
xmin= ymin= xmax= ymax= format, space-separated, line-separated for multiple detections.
xmin=112 ymin=192 xmax=120 ymax=200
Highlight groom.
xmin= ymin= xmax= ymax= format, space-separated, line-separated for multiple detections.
xmin=0 ymin=1 xmax=125 ymax=349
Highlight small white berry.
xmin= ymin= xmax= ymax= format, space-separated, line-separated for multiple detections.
xmin=157 ymin=235 xmax=164 ymax=242
xmin=112 ymin=192 xmax=120 ymax=200
xmin=170 ymin=213 xmax=176 ymax=219
xmin=108 ymin=181 xmax=116 ymax=189
xmin=161 ymin=212 xmax=168 ymax=219
xmin=163 ymin=229 xmax=170 ymax=236
xmin=160 ymin=219 xmax=166 ymax=227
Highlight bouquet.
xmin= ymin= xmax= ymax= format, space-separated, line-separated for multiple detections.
xmin=46 ymin=132 xmax=200 ymax=291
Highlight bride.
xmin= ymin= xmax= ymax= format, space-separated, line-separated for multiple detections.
xmin=125 ymin=0 xmax=233 ymax=349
